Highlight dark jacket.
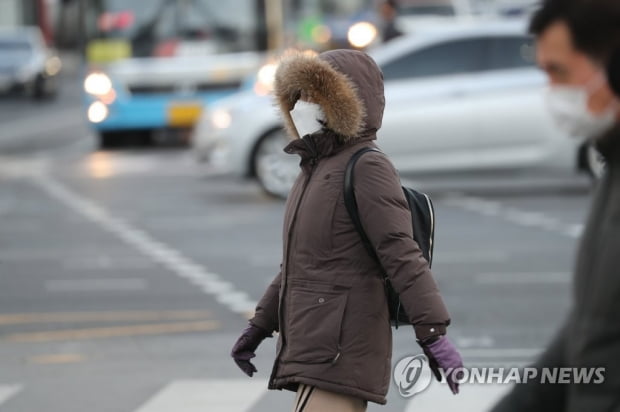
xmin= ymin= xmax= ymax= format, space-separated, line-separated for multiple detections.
xmin=250 ymin=49 xmax=451 ymax=405
xmin=382 ymin=21 xmax=403 ymax=43
xmin=491 ymin=124 xmax=620 ymax=412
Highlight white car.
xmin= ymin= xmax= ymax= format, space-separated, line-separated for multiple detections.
xmin=0 ymin=26 xmax=61 ymax=99
xmin=193 ymin=19 xmax=599 ymax=198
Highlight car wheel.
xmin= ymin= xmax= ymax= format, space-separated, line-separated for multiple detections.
xmin=253 ymin=129 xmax=299 ymax=199
xmin=32 ymin=74 xmax=58 ymax=100
xmin=585 ymin=144 xmax=606 ymax=179
xmin=33 ymin=75 xmax=47 ymax=99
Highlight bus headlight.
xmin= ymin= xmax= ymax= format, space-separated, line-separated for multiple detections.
xmin=88 ymin=101 xmax=109 ymax=123
xmin=347 ymin=22 xmax=378 ymax=49
xmin=84 ymin=72 xmax=113 ymax=96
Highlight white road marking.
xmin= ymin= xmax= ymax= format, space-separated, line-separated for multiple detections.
xmin=130 ymin=377 xmax=520 ymax=412
xmin=32 ymin=174 xmax=257 ymax=315
xmin=62 ymin=256 xmax=155 ymax=270
xmin=444 ymin=194 xmax=584 ymax=239
xmin=563 ymin=223 xmax=584 ymax=238
xmin=460 ymin=348 xmax=541 ymax=359
xmin=435 ymin=251 xmax=510 ymax=264
xmin=133 ymin=380 xmax=267 ymax=412
xmin=475 ymin=272 xmax=571 ymax=285
xmin=456 ymin=335 xmax=495 ymax=349
xmin=0 ymin=384 xmax=22 ymax=406
xmin=45 ymin=278 xmax=148 ymax=292
xmin=404 ymin=382 xmax=511 ymax=412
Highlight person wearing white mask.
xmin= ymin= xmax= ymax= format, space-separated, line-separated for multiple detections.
xmin=288 ymin=95 xmax=326 ymax=139
xmin=230 ymin=49 xmax=460 ymax=411
xmin=491 ymin=1 xmax=620 ymax=412
xmin=546 ymin=72 xmax=618 ymax=138
xmin=541 ymin=20 xmax=619 ymax=140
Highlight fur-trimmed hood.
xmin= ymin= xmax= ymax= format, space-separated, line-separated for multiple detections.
xmin=274 ymin=49 xmax=385 ymax=142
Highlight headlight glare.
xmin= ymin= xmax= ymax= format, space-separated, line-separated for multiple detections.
xmin=88 ymin=101 xmax=109 ymax=123
xmin=211 ymin=108 xmax=232 ymax=129
xmin=347 ymin=22 xmax=378 ymax=49
xmin=84 ymin=72 xmax=113 ymax=96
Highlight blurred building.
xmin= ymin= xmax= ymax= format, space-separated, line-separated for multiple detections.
xmin=0 ymin=0 xmax=58 ymax=45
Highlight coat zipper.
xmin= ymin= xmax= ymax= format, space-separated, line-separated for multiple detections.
xmin=269 ymin=155 xmax=318 ymax=387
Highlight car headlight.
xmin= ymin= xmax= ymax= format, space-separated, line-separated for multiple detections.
xmin=45 ymin=57 xmax=62 ymax=76
xmin=253 ymin=51 xmax=316 ymax=96
xmin=254 ymin=63 xmax=278 ymax=96
xmin=88 ymin=101 xmax=109 ymax=123
xmin=84 ymin=72 xmax=113 ymax=96
xmin=347 ymin=22 xmax=378 ymax=49
xmin=211 ymin=108 xmax=232 ymax=129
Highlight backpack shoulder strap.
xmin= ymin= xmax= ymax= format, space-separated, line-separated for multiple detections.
xmin=344 ymin=147 xmax=384 ymax=269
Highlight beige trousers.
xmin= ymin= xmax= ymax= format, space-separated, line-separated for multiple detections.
xmin=293 ymin=384 xmax=368 ymax=412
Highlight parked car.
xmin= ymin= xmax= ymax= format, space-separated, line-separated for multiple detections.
xmin=193 ymin=19 xmax=599 ymax=198
xmin=0 ymin=26 xmax=61 ymax=99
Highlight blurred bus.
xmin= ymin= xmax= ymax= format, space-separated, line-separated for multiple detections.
xmin=81 ymin=0 xmax=281 ymax=148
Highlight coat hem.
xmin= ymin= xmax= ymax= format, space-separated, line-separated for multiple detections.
xmin=270 ymin=375 xmax=387 ymax=405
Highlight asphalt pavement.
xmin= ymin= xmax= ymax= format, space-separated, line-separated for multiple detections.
xmin=0 ymin=66 xmax=594 ymax=412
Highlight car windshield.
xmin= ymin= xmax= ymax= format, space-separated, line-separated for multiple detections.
xmin=85 ymin=0 xmax=259 ymax=58
xmin=0 ymin=38 xmax=33 ymax=64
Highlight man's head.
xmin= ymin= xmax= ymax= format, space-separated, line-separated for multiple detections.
xmin=380 ymin=0 xmax=399 ymax=21
xmin=530 ymin=0 xmax=619 ymax=117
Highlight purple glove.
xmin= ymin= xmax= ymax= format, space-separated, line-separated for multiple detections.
xmin=231 ymin=323 xmax=271 ymax=377
xmin=421 ymin=336 xmax=464 ymax=394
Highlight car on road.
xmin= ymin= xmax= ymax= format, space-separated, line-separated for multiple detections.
xmin=193 ymin=19 xmax=598 ymax=198
xmin=0 ymin=26 xmax=61 ymax=99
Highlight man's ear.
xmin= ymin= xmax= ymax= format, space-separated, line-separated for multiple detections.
xmin=607 ymin=48 xmax=620 ymax=98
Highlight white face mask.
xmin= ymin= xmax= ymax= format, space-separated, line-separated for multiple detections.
xmin=289 ymin=100 xmax=325 ymax=138
xmin=546 ymin=74 xmax=617 ymax=140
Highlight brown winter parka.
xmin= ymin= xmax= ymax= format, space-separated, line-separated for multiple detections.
xmin=250 ymin=49 xmax=451 ymax=405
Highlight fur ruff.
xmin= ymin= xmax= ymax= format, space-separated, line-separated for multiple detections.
xmin=274 ymin=53 xmax=366 ymax=142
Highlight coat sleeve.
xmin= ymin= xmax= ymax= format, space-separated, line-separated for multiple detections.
xmin=490 ymin=321 xmax=569 ymax=412
xmin=354 ymin=152 xmax=450 ymax=340
xmin=250 ymin=270 xmax=281 ymax=333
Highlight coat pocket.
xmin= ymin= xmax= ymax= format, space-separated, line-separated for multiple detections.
xmin=283 ymin=282 xmax=349 ymax=364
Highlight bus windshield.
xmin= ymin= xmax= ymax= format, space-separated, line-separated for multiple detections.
xmin=293 ymin=0 xmax=372 ymax=18
xmin=85 ymin=0 xmax=262 ymax=60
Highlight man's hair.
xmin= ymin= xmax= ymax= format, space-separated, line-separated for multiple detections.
xmin=384 ymin=0 xmax=399 ymax=10
xmin=529 ymin=0 xmax=620 ymax=62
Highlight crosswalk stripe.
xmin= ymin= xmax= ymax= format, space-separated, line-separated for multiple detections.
xmin=0 ymin=385 xmax=22 ymax=406
xmin=133 ymin=380 xmax=267 ymax=412
xmin=404 ymin=382 xmax=511 ymax=411
xmin=0 ymin=379 xmax=516 ymax=411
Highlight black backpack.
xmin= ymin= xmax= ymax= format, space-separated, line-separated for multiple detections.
xmin=344 ymin=147 xmax=436 ymax=329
